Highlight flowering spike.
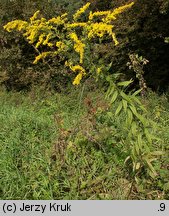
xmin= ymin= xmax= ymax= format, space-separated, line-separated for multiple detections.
xmin=73 ymin=2 xmax=90 ymax=21
xmin=30 ymin=10 xmax=40 ymax=23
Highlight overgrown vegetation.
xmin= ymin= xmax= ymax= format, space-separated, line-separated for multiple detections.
xmin=0 ymin=0 xmax=169 ymax=200
xmin=0 ymin=87 xmax=169 ymax=199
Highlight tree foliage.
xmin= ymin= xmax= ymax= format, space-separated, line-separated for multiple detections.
xmin=83 ymin=0 xmax=169 ymax=91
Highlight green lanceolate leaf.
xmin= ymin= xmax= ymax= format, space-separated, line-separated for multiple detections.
xmin=144 ymin=128 xmax=152 ymax=144
xmin=129 ymin=104 xmax=138 ymax=116
xmin=132 ymin=89 xmax=142 ymax=96
xmin=126 ymin=109 xmax=133 ymax=126
xmin=134 ymin=141 xmax=140 ymax=156
xmin=131 ymin=96 xmax=147 ymax=112
xmin=150 ymin=151 xmax=164 ymax=156
xmin=117 ymin=80 xmax=133 ymax=87
xmin=131 ymin=148 xmax=137 ymax=162
xmin=144 ymin=157 xmax=157 ymax=178
xmin=120 ymin=91 xmax=132 ymax=104
xmin=131 ymin=95 xmax=142 ymax=105
xmin=122 ymin=99 xmax=128 ymax=113
xmin=115 ymin=101 xmax=123 ymax=116
xmin=137 ymin=133 xmax=143 ymax=149
xmin=129 ymin=105 xmax=147 ymax=126
xmin=131 ymin=121 xmax=137 ymax=136
xmin=107 ymin=112 xmax=113 ymax=118
xmin=106 ymin=75 xmax=111 ymax=82
xmin=110 ymin=90 xmax=118 ymax=104
xmin=107 ymin=62 xmax=112 ymax=70
xmin=105 ymin=85 xmax=115 ymax=99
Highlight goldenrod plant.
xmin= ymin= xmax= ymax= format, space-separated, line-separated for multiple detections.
xmin=4 ymin=1 xmax=162 ymax=183
xmin=4 ymin=2 xmax=134 ymax=85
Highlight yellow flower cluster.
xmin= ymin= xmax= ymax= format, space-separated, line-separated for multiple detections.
xmin=24 ymin=20 xmax=52 ymax=44
xmin=73 ymin=2 xmax=90 ymax=21
xmin=70 ymin=65 xmax=86 ymax=85
xmin=85 ymin=22 xmax=119 ymax=45
xmin=56 ymin=41 xmax=66 ymax=51
xmin=97 ymin=67 xmax=102 ymax=74
xmin=42 ymin=33 xmax=53 ymax=47
xmin=86 ymin=22 xmax=112 ymax=38
xmin=4 ymin=20 xmax=28 ymax=32
xmin=30 ymin=10 xmax=40 ymax=23
xmin=35 ymin=33 xmax=45 ymax=48
xmin=111 ymin=33 xmax=119 ymax=46
xmin=33 ymin=52 xmax=51 ymax=64
xmin=33 ymin=51 xmax=58 ymax=64
xmin=66 ymin=22 xmax=87 ymax=28
xmin=102 ymin=2 xmax=135 ymax=23
xmin=48 ymin=13 xmax=68 ymax=25
xmin=69 ymin=32 xmax=85 ymax=64
xmin=69 ymin=64 xmax=85 ymax=73
xmin=89 ymin=11 xmax=110 ymax=21
xmin=24 ymin=27 xmax=39 ymax=44
xmin=73 ymin=73 xmax=83 ymax=85
xmin=65 ymin=62 xmax=86 ymax=85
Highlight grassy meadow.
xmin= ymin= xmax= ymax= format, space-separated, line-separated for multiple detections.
xmin=0 ymin=85 xmax=169 ymax=200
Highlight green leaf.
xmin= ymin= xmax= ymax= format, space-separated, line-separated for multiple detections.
xmin=110 ymin=90 xmax=118 ymax=104
xmin=132 ymin=89 xmax=142 ymax=96
xmin=150 ymin=151 xmax=164 ymax=156
xmin=131 ymin=148 xmax=137 ymax=161
xmin=106 ymin=75 xmax=111 ymax=82
xmin=131 ymin=121 xmax=137 ymax=136
xmin=115 ymin=101 xmax=123 ymax=116
xmin=131 ymin=95 xmax=147 ymax=112
xmin=164 ymin=182 xmax=169 ymax=191
xmin=107 ymin=112 xmax=113 ymax=118
xmin=144 ymin=128 xmax=152 ymax=144
xmin=129 ymin=105 xmax=147 ymax=126
xmin=137 ymin=133 xmax=143 ymax=149
xmin=120 ymin=91 xmax=132 ymax=104
xmin=129 ymin=105 xmax=138 ymax=116
xmin=105 ymin=85 xmax=115 ymax=98
xmin=126 ymin=109 xmax=133 ymax=126
xmin=135 ymin=142 xmax=140 ymax=155
xmin=144 ymin=157 xmax=157 ymax=178
xmin=131 ymin=95 xmax=142 ymax=105
xmin=122 ymin=99 xmax=128 ymax=113
xmin=107 ymin=62 xmax=112 ymax=70
xmin=117 ymin=80 xmax=133 ymax=87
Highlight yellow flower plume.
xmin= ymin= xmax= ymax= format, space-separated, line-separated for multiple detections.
xmin=3 ymin=20 xmax=28 ymax=32
xmin=30 ymin=11 xmax=40 ymax=23
xmin=69 ymin=32 xmax=85 ymax=63
xmin=73 ymin=72 xmax=83 ymax=85
xmin=103 ymin=2 xmax=135 ymax=23
xmin=48 ymin=13 xmax=68 ymax=25
xmin=73 ymin=2 xmax=90 ymax=21
xmin=65 ymin=63 xmax=86 ymax=85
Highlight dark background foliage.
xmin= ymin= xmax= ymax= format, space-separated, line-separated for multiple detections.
xmin=0 ymin=0 xmax=169 ymax=91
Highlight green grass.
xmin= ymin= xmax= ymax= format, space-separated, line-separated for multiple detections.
xmin=0 ymin=87 xmax=169 ymax=199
